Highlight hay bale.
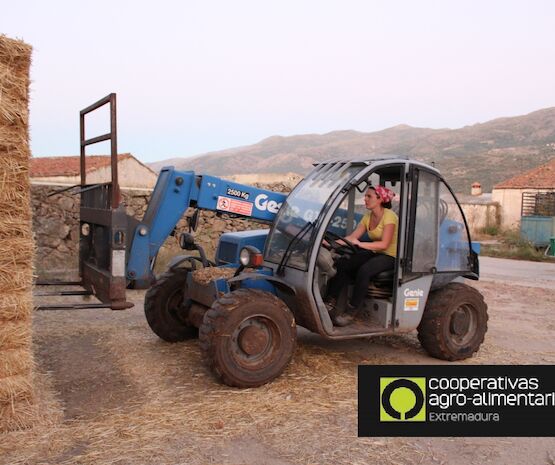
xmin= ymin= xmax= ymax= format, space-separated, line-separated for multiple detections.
xmin=0 ymin=156 xmax=30 ymax=214
xmin=0 ymin=34 xmax=34 ymax=432
xmin=0 ymin=237 xmax=35 ymax=268
xmin=0 ymin=214 xmax=33 ymax=239
xmin=0 ymin=374 xmax=33 ymax=403
xmin=0 ymin=36 xmax=32 ymax=128
xmin=0 ymin=270 xmax=32 ymax=294
xmin=0 ymin=398 xmax=36 ymax=432
xmin=0 ymin=321 xmax=31 ymax=350
xmin=0 ymin=292 xmax=33 ymax=321
xmin=0 ymin=348 xmax=34 ymax=378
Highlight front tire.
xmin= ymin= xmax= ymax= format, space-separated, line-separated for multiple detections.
xmin=417 ymin=283 xmax=488 ymax=361
xmin=144 ymin=268 xmax=198 ymax=342
xmin=199 ymin=289 xmax=296 ymax=388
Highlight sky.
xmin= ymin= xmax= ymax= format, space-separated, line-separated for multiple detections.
xmin=3 ymin=0 xmax=555 ymax=163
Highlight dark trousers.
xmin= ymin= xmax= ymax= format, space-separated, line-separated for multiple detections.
xmin=326 ymin=251 xmax=395 ymax=308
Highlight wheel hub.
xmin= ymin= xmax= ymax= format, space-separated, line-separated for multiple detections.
xmin=450 ymin=309 xmax=470 ymax=336
xmin=230 ymin=315 xmax=282 ymax=368
xmin=238 ymin=325 xmax=269 ymax=356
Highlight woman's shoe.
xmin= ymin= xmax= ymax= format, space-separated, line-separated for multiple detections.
xmin=332 ymin=303 xmax=358 ymax=327
xmin=333 ymin=313 xmax=354 ymax=326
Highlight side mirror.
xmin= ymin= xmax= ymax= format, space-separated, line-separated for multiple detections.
xmin=179 ymin=232 xmax=196 ymax=250
xmin=188 ymin=209 xmax=200 ymax=232
xmin=356 ymin=180 xmax=370 ymax=193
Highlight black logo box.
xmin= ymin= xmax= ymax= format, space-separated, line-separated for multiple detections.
xmin=358 ymin=365 xmax=555 ymax=437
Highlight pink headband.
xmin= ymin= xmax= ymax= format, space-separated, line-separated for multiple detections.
xmin=373 ymin=185 xmax=395 ymax=203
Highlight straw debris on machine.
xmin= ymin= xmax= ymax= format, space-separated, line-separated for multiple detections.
xmin=191 ymin=266 xmax=236 ymax=285
xmin=0 ymin=34 xmax=36 ymax=432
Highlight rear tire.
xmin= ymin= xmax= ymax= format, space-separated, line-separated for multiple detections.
xmin=199 ymin=289 xmax=296 ymax=388
xmin=417 ymin=283 xmax=488 ymax=361
xmin=144 ymin=268 xmax=198 ymax=342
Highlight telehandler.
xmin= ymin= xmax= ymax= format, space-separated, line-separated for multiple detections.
xmin=39 ymin=94 xmax=487 ymax=387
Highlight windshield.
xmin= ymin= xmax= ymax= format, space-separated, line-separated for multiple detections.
xmin=265 ymin=163 xmax=359 ymax=270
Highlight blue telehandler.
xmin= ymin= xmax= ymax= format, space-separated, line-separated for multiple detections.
xmin=40 ymin=94 xmax=487 ymax=387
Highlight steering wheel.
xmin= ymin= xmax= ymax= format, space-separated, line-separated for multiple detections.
xmin=324 ymin=230 xmax=358 ymax=253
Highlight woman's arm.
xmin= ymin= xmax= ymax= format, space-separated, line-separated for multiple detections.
xmin=351 ymin=223 xmax=395 ymax=252
xmin=345 ymin=222 xmax=367 ymax=242
xmin=323 ymin=221 xmax=366 ymax=247
xmin=329 ymin=222 xmax=367 ymax=246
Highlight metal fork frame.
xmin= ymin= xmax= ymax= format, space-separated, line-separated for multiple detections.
xmin=80 ymin=93 xmax=120 ymax=208
xmin=36 ymin=93 xmax=133 ymax=310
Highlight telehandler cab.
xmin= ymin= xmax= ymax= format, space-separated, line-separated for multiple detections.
xmin=39 ymin=94 xmax=488 ymax=388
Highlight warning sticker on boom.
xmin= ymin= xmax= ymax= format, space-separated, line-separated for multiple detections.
xmin=217 ymin=196 xmax=253 ymax=216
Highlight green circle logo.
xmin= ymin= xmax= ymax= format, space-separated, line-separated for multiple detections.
xmin=380 ymin=377 xmax=426 ymax=422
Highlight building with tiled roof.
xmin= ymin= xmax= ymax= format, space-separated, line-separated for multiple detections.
xmin=492 ymin=157 xmax=555 ymax=228
xmin=30 ymin=153 xmax=158 ymax=189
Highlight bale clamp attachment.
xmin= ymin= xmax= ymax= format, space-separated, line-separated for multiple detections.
xmin=36 ymin=93 xmax=133 ymax=311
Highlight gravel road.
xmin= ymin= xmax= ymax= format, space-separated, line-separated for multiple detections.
xmin=1 ymin=257 xmax=553 ymax=465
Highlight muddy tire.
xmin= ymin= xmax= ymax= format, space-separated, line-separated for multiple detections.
xmin=417 ymin=282 xmax=488 ymax=361
xmin=144 ymin=268 xmax=198 ymax=342
xmin=199 ymin=289 xmax=296 ymax=388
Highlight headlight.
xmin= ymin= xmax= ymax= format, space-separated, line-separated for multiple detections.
xmin=239 ymin=248 xmax=251 ymax=266
xmin=239 ymin=246 xmax=263 ymax=267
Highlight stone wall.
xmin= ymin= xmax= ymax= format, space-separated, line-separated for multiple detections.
xmin=459 ymin=202 xmax=501 ymax=236
xmin=32 ymin=184 xmax=153 ymax=279
xmin=32 ymin=185 xmax=78 ymax=278
xmin=32 ymin=180 xmax=498 ymax=279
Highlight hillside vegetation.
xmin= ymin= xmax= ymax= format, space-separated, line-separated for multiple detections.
xmin=150 ymin=107 xmax=555 ymax=192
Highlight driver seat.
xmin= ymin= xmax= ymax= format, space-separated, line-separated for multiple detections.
xmin=367 ymin=269 xmax=395 ymax=299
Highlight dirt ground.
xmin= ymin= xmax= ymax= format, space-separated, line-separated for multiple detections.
xmin=1 ymin=266 xmax=555 ymax=464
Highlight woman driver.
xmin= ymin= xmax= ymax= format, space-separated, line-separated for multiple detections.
xmin=325 ymin=185 xmax=398 ymax=326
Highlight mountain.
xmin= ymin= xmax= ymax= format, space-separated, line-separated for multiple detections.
xmin=149 ymin=107 xmax=555 ymax=192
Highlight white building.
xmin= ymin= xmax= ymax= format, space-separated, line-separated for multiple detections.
xmin=30 ymin=153 xmax=158 ymax=189
xmin=492 ymin=157 xmax=555 ymax=229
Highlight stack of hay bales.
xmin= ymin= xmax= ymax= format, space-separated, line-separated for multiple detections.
xmin=0 ymin=35 xmax=35 ymax=431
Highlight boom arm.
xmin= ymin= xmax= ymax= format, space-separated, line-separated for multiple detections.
xmin=126 ymin=167 xmax=287 ymax=285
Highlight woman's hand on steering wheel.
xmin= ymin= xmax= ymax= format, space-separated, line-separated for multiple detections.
xmin=323 ymin=230 xmax=359 ymax=253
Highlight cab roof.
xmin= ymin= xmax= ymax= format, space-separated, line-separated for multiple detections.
xmin=314 ymin=156 xmax=440 ymax=174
